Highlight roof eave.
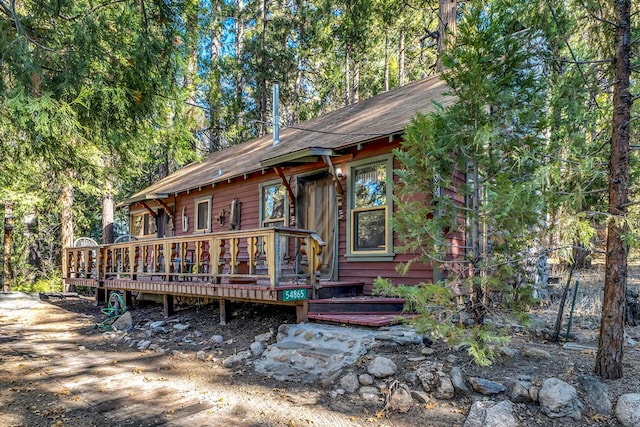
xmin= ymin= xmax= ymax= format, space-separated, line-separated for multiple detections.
xmin=116 ymin=193 xmax=170 ymax=209
xmin=260 ymin=147 xmax=336 ymax=168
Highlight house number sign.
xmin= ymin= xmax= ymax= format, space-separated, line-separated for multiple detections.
xmin=282 ymin=288 xmax=307 ymax=301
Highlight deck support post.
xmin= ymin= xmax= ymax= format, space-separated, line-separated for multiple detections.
xmin=219 ymin=299 xmax=230 ymax=325
xmin=296 ymin=300 xmax=308 ymax=323
xmin=95 ymin=286 xmax=107 ymax=306
xmin=123 ymin=290 xmax=133 ymax=309
xmin=163 ymin=294 xmax=174 ymax=318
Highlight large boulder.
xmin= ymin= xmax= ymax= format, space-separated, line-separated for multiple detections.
xmin=463 ymin=400 xmax=517 ymax=427
xmin=615 ymin=393 xmax=640 ymax=427
xmin=367 ymin=356 xmax=397 ymax=378
xmin=577 ymin=375 xmax=612 ymax=415
xmin=416 ymin=361 xmax=454 ymax=399
xmin=538 ymin=378 xmax=583 ymax=421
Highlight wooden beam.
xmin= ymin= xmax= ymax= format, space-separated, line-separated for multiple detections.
xmin=273 ymin=167 xmax=296 ymax=204
xmin=321 ymin=155 xmax=345 ymax=196
xmin=163 ymin=294 xmax=174 ymax=318
xmin=124 ymin=290 xmax=133 ymax=309
xmin=296 ymin=300 xmax=308 ymax=323
xmin=219 ymin=299 xmax=230 ymax=325
xmin=139 ymin=201 xmax=158 ymax=218
xmin=156 ymin=199 xmax=175 ymax=220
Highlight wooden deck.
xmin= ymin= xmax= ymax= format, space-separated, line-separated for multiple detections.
xmin=63 ymin=227 xmax=324 ymax=323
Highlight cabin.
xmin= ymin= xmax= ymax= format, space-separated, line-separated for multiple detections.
xmin=62 ymin=75 xmax=460 ymax=326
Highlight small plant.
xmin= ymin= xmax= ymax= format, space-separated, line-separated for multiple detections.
xmin=13 ymin=275 xmax=62 ymax=294
xmin=373 ymin=277 xmax=511 ymax=366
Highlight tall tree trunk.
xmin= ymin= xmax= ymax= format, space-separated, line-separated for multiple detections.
xmin=595 ymin=0 xmax=631 ymax=380
xmin=436 ymin=0 xmax=457 ymax=72
xmin=234 ymin=0 xmax=245 ymax=137
xmin=344 ymin=47 xmax=351 ymax=106
xmin=102 ymin=177 xmax=114 ymax=244
xmin=470 ymin=159 xmax=485 ymax=324
xmin=3 ymin=201 xmax=13 ymax=292
xmin=258 ymin=0 xmax=268 ymax=136
xmin=384 ymin=33 xmax=389 ymax=92
xmin=60 ymin=183 xmax=74 ymax=292
xmin=398 ymin=28 xmax=405 ymax=86
xmin=352 ymin=61 xmax=359 ymax=103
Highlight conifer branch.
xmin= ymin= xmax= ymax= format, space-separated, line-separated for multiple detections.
xmin=58 ymin=0 xmax=128 ymax=21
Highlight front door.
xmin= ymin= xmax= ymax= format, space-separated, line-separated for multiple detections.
xmin=297 ymin=172 xmax=336 ymax=280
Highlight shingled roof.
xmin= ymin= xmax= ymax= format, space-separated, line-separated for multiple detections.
xmin=121 ymin=75 xmax=454 ymax=205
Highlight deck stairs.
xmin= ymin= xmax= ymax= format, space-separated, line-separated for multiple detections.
xmin=307 ymin=281 xmax=413 ymax=327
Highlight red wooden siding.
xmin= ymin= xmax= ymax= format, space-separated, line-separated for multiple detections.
xmin=135 ymin=135 xmax=466 ymax=291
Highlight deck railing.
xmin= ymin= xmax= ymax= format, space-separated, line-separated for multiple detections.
xmin=63 ymin=227 xmax=325 ymax=291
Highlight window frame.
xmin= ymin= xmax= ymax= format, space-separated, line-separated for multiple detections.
xmin=130 ymin=210 xmax=157 ymax=239
xmin=194 ymin=196 xmax=212 ymax=233
xmin=259 ymin=180 xmax=288 ymax=228
xmin=346 ymin=154 xmax=394 ymax=260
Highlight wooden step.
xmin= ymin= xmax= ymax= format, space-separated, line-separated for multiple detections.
xmin=307 ymin=313 xmax=416 ymax=327
xmin=308 ymin=296 xmax=406 ymax=314
xmin=315 ymin=281 xmax=364 ymax=299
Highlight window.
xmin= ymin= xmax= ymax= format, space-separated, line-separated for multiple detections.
xmin=260 ymin=182 xmax=287 ymax=227
xmin=347 ymin=155 xmax=393 ymax=257
xmin=194 ymin=197 xmax=212 ymax=233
xmin=131 ymin=212 xmax=156 ymax=238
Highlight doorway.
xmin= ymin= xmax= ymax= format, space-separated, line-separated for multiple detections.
xmin=297 ymin=172 xmax=336 ymax=280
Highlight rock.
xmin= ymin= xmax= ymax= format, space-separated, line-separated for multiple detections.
xmin=421 ymin=347 xmax=435 ymax=356
xmin=578 ymin=375 xmax=612 ymax=415
xmin=538 ymin=378 xmax=583 ymax=420
xmin=196 ymin=350 xmax=207 ymax=360
xmin=523 ymin=347 xmax=551 ymax=359
xmin=339 ymin=373 xmax=360 ymax=393
xmin=411 ymin=390 xmax=430 ymax=404
xmin=149 ymin=344 xmax=160 ymax=351
xmin=500 ymin=346 xmax=518 ymax=357
xmin=450 ymin=367 xmax=470 ymax=395
xmin=416 ymin=361 xmax=454 ymax=400
xmin=335 ymin=388 xmax=345 ymax=395
xmin=255 ymin=332 xmax=272 ymax=343
xmin=211 ymin=335 xmax=224 ymax=344
xmin=149 ymin=320 xmax=166 ymax=328
xmin=111 ymin=311 xmax=133 ymax=331
xmin=615 ymin=393 xmax=640 ymax=427
xmin=359 ymin=386 xmax=380 ymax=401
xmin=463 ymin=400 xmax=517 ymax=427
xmin=388 ymin=385 xmax=413 ymax=413
xmin=222 ymin=350 xmax=252 ymax=367
xmin=367 ymin=356 xmax=397 ymax=378
xmin=137 ymin=340 xmax=151 ymax=350
xmin=404 ymin=371 xmax=418 ymax=386
xmin=446 ymin=354 xmax=459 ymax=364
xmin=173 ymin=323 xmax=190 ymax=331
xmin=250 ymin=341 xmax=265 ymax=356
xmin=277 ymin=324 xmax=292 ymax=342
xmin=171 ymin=350 xmax=188 ymax=358
xmin=359 ymin=373 xmax=374 ymax=386
xmin=469 ymin=377 xmax=506 ymax=395
xmin=506 ymin=379 xmax=532 ymax=403
xmin=529 ymin=386 xmax=540 ymax=402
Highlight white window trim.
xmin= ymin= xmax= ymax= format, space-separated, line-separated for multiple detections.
xmin=259 ymin=180 xmax=289 ymax=228
xmin=194 ymin=196 xmax=212 ymax=233
xmin=346 ymin=154 xmax=394 ymax=259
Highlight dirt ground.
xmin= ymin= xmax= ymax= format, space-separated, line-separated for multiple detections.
xmin=0 ymin=265 xmax=639 ymax=426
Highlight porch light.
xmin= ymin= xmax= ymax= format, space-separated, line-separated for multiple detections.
xmin=335 ymin=167 xmax=344 ymax=179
